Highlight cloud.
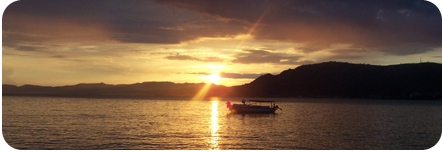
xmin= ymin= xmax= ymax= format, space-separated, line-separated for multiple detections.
xmin=158 ymin=0 xmax=442 ymax=55
xmin=219 ymin=73 xmax=264 ymax=79
xmin=3 ymin=0 xmax=248 ymax=46
xmin=232 ymin=49 xmax=308 ymax=65
xmin=165 ymin=54 xmax=225 ymax=62
xmin=6 ymin=45 xmax=46 ymax=52
xmin=165 ymin=54 xmax=199 ymax=61
xmin=4 ymin=0 xmax=441 ymax=61
xmin=326 ymin=48 xmax=367 ymax=59
xmin=188 ymin=72 xmax=265 ymax=79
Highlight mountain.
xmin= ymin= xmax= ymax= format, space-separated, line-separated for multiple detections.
xmin=3 ymin=62 xmax=442 ymax=99
xmin=2 ymin=82 xmax=231 ymax=98
xmin=229 ymin=61 xmax=442 ymax=99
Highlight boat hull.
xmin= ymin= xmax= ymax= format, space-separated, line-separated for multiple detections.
xmin=229 ymin=104 xmax=277 ymax=113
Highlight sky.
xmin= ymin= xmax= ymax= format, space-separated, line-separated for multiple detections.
xmin=2 ymin=0 xmax=442 ymax=87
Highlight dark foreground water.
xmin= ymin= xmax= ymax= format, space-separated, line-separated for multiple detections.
xmin=2 ymin=96 xmax=441 ymax=150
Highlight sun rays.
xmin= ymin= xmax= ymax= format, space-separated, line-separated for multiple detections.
xmin=235 ymin=8 xmax=270 ymax=50
xmin=191 ymin=64 xmax=226 ymax=101
xmin=191 ymin=83 xmax=212 ymax=101
xmin=205 ymin=73 xmax=222 ymax=85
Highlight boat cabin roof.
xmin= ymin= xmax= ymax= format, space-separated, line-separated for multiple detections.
xmin=248 ymin=100 xmax=275 ymax=103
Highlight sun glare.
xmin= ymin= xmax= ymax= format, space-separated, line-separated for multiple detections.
xmin=205 ymin=73 xmax=222 ymax=85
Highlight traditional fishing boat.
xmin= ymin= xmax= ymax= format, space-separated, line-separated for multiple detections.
xmin=226 ymin=100 xmax=282 ymax=113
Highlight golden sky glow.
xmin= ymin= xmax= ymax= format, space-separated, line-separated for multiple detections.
xmin=2 ymin=0 xmax=442 ymax=87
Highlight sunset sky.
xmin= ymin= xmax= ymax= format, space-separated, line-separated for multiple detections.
xmin=2 ymin=0 xmax=442 ymax=87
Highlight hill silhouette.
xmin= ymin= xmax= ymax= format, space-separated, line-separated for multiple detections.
xmin=229 ymin=61 xmax=442 ymax=99
xmin=3 ymin=61 xmax=442 ymax=99
xmin=2 ymin=82 xmax=230 ymax=98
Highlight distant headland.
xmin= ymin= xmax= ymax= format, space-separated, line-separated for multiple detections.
xmin=3 ymin=61 xmax=442 ymax=100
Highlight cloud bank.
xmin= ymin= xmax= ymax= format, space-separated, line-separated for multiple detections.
xmin=157 ymin=0 xmax=442 ymax=55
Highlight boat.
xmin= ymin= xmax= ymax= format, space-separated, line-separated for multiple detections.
xmin=226 ymin=99 xmax=282 ymax=113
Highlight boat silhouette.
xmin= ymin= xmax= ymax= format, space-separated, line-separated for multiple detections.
xmin=226 ymin=100 xmax=282 ymax=113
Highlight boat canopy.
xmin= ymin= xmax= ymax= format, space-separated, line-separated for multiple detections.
xmin=246 ymin=100 xmax=277 ymax=108
xmin=248 ymin=100 xmax=275 ymax=103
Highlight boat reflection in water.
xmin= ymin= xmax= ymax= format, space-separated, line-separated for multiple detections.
xmin=209 ymin=100 xmax=219 ymax=150
xmin=226 ymin=100 xmax=282 ymax=114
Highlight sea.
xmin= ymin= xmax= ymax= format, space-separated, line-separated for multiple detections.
xmin=2 ymin=96 xmax=442 ymax=150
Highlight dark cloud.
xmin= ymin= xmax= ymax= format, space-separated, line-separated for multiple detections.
xmin=156 ymin=0 xmax=273 ymax=22
xmin=165 ymin=54 xmax=224 ymax=62
xmin=232 ymin=49 xmax=306 ymax=64
xmin=219 ymin=73 xmax=264 ymax=79
xmin=188 ymin=72 xmax=211 ymax=75
xmin=4 ymin=0 xmax=441 ymax=57
xmin=165 ymin=54 xmax=199 ymax=60
xmin=330 ymin=48 xmax=368 ymax=54
xmin=326 ymin=54 xmax=365 ymax=60
xmin=7 ymin=45 xmax=46 ymax=52
xmin=158 ymin=0 xmax=442 ymax=55
xmin=3 ymin=0 xmax=248 ymax=46
xmin=295 ymin=42 xmax=333 ymax=53
xmin=189 ymin=72 xmax=265 ymax=79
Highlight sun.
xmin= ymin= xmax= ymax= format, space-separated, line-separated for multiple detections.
xmin=205 ymin=73 xmax=222 ymax=85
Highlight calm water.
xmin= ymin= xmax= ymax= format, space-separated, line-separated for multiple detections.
xmin=2 ymin=96 xmax=442 ymax=150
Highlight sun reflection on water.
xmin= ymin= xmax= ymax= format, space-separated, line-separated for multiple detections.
xmin=209 ymin=100 xmax=220 ymax=150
